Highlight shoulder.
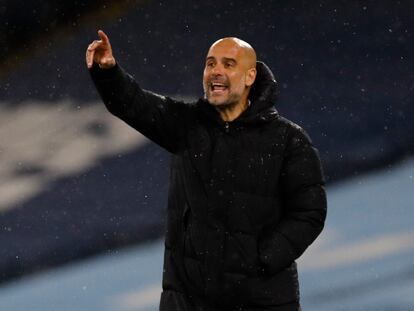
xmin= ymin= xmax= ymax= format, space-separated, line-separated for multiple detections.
xmin=271 ymin=115 xmax=314 ymax=149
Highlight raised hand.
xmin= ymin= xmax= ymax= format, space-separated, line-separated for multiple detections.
xmin=86 ymin=30 xmax=116 ymax=69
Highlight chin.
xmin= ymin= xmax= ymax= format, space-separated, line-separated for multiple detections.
xmin=208 ymin=98 xmax=225 ymax=105
xmin=208 ymin=99 xmax=233 ymax=108
xmin=206 ymin=93 xmax=231 ymax=105
xmin=205 ymin=94 xmax=223 ymax=104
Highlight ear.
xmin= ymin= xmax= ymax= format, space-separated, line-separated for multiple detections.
xmin=245 ymin=67 xmax=257 ymax=87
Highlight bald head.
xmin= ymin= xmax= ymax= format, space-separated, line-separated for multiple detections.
xmin=208 ymin=37 xmax=257 ymax=70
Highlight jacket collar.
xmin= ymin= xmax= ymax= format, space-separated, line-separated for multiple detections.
xmin=198 ymin=61 xmax=279 ymax=126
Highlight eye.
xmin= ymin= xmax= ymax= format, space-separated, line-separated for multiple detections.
xmin=206 ymin=61 xmax=215 ymax=68
xmin=224 ymin=61 xmax=235 ymax=68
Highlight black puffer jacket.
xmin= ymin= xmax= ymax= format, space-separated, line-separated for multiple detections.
xmin=90 ymin=61 xmax=327 ymax=311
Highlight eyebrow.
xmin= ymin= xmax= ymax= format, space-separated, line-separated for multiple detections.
xmin=223 ymin=57 xmax=237 ymax=64
xmin=205 ymin=56 xmax=237 ymax=64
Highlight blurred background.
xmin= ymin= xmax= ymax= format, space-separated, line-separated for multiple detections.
xmin=0 ymin=0 xmax=413 ymax=310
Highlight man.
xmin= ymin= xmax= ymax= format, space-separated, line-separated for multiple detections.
xmin=86 ymin=30 xmax=327 ymax=311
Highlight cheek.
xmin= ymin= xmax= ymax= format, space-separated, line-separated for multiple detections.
xmin=230 ymin=75 xmax=246 ymax=91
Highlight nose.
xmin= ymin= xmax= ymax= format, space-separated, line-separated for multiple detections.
xmin=211 ymin=63 xmax=223 ymax=75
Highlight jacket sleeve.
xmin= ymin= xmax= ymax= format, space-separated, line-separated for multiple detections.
xmin=89 ymin=63 xmax=189 ymax=153
xmin=258 ymin=125 xmax=327 ymax=274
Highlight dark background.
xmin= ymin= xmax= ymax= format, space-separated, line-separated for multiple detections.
xmin=0 ymin=0 xmax=413 ymax=283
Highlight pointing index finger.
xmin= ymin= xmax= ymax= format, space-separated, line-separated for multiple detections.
xmin=98 ymin=30 xmax=109 ymax=44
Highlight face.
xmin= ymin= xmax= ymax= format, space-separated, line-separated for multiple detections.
xmin=203 ymin=40 xmax=255 ymax=108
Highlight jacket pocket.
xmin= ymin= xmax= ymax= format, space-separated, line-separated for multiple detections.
xmin=182 ymin=203 xmax=190 ymax=230
xmin=182 ymin=204 xmax=191 ymax=254
xmin=224 ymin=192 xmax=281 ymax=277
xmin=224 ymin=231 xmax=259 ymax=277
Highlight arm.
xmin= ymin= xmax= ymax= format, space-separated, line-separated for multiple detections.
xmin=86 ymin=30 xmax=189 ymax=153
xmin=259 ymin=125 xmax=327 ymax=274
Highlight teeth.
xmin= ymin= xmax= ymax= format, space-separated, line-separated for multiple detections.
xmin=211 ymin=83 xmax=227 ymax=90
xmin=210 ymin=82 xmax=227 ymax=92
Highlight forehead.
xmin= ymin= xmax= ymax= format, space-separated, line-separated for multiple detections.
xmin=206 ymin=41 xmax=244 ymax=60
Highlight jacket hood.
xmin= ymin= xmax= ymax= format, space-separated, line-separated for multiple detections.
xmin=198 ymin=61 xmax=279 ymax=125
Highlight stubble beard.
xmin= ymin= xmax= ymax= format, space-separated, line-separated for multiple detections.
xmin=204 ymin=89 xmax=242 ymax=110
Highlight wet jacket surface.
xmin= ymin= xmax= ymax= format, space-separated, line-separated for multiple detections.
xmin=90 ymin=61 xmax=327 ymax=311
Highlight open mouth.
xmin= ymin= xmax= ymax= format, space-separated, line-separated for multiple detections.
xmin=210 ymin=82 xmax=228 ymax=94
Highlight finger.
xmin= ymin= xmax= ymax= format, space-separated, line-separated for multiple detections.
xmin=86 ymin=49 xmax=95 ymax=68
xmin=87 ymin=40 xmax=102 ymax=52
xmin=98 ymin=30 xmax=110 ymax=45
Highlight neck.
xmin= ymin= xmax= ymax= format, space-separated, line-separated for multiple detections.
xmin=215 ymin=97 xmax=250 ymax=122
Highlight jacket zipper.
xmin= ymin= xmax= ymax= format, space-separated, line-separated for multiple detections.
xmin=224 ymin=122 xmax=230 ymax=133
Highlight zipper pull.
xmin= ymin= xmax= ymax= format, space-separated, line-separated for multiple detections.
xmin=224 ymin=122 xmax=230 ymax=133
